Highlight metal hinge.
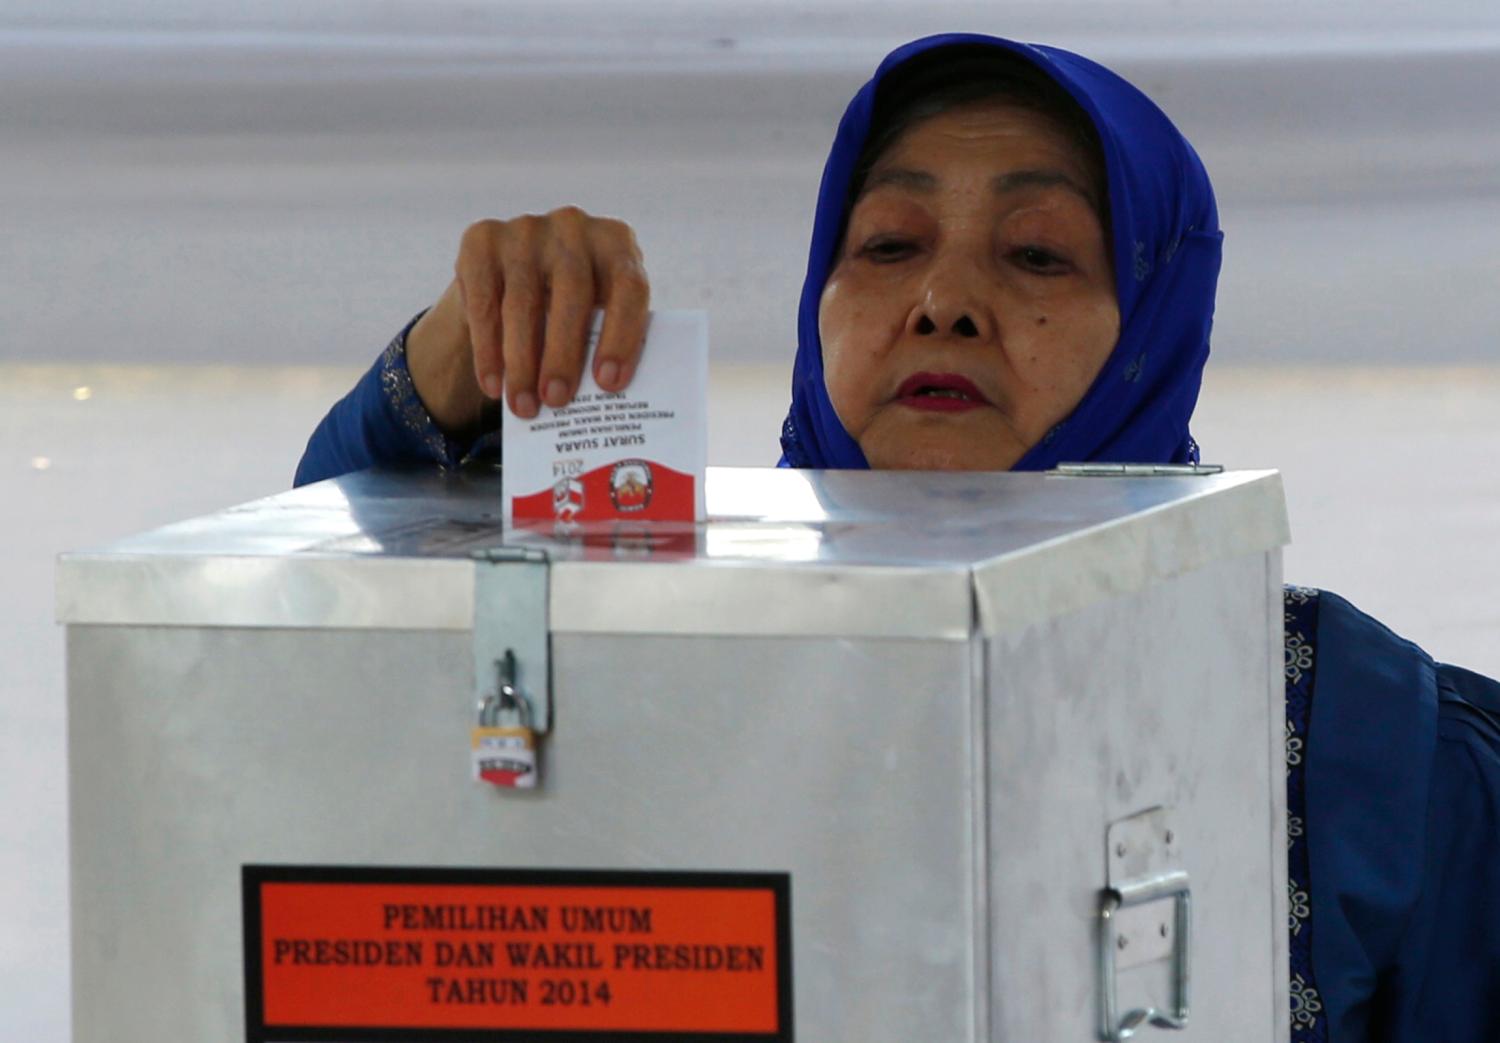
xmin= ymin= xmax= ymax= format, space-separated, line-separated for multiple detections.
xmin=1054 ymin=462 xmax=1224 ymax=477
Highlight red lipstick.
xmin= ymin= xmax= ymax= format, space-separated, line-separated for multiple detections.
xmin=895 ymin=372 xmax=990 ymax=412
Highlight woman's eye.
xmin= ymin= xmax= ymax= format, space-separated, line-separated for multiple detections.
xmin=860 ymin=238 xmax=917 ymax=262
xmin=1014 ymin=246 xmax=1068 ymax=274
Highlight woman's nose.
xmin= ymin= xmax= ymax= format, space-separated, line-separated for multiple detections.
xmin=910 ymin=310 xmax=982 ymax=338
xmin=905 ymin=276 xmax=995 ymax=343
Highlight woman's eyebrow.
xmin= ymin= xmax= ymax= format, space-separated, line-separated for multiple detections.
xmin=862 ymin=166 xmax=1094 ymax=206
xmin=992 ymin=169 xmax=1095 ymax=206
xmin=862 ymin=167 xmax=937 ymax=194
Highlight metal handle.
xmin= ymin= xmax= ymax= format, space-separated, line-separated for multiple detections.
xmin=1097 ymin=869 xmax=1191 ymax=1041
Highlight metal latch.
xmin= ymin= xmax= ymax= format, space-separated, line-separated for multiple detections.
xmin=1098 ymin=807 xmax=1191 ymax=1041
xmin=472 ymin=547 xmax=552 ymax=736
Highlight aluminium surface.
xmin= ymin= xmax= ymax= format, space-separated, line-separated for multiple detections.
xmin=55 ymin=465 xmax=1287 ymax=638
xmin=62 ymin=466 xmax=1290 ymax=1041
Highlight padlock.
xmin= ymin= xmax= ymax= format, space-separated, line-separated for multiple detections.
xmin=471 ymin=651 xmax=538 ymax=789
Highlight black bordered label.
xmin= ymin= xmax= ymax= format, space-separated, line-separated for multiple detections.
xmin=243 ymin=865 xmax=793 ymax=1042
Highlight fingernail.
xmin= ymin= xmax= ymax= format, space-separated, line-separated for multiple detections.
xmin=544 ymin=377 xmax=569 ymax=407
xmin=597 ymin=359 xmax=620 ymax=388
xmin=482 ymin=374 xmax=503 ymax=399
xmin=514 ymin=391 xmax=538 ymax=417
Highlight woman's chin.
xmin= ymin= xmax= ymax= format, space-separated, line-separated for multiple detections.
xmin=859 ymin=419 xmax=1026 ymax=471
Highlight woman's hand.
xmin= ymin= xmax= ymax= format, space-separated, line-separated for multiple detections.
xmin=405 ymin=207 xmax=651 ymax=438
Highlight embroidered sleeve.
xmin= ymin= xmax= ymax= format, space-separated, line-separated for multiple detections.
xmin=294 ymin=311 xmax=505 ymax=487
xmin=377 ymin=313 xmax=468 ymax=469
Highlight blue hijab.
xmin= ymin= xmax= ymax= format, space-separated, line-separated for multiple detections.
xmin=779 ymin=33 xmax=1223 ymax=470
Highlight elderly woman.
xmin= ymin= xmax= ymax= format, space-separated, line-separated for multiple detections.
xmin=296 ymin=34 xmax=1500 ymax=1041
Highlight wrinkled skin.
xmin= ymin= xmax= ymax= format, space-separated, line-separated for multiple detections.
xmin=819 ymin=101 xmax=1119 ymax=470
xmin=406 ymin=208 xmax=651 ymax=436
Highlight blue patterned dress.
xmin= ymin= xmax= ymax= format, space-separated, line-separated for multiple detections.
xmin=1282 ymin=587 xmax=1500 ymax=1042
xmin=1284 ymin=586 xmax=1328 ymax=1040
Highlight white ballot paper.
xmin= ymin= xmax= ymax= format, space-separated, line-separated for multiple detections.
xmin=503 ymin=310 xmax=707 ymax=531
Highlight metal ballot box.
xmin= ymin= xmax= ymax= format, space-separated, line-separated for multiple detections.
xmin=58 ymin=466 xmax=1290 ymax=1043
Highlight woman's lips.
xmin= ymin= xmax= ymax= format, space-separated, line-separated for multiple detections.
xmin=894 ymin=372 xmax=990 ymax=412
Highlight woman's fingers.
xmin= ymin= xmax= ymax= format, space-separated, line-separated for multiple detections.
xmin=455 ymin=221 xmax=507 ymax=401
xmin=499 ymin=217 xmax=546 ymax=417
xmin=449 ymin=209 xmax=649 ymax=421
xmin=538 ymin=207 xmax=597 ymax=409
xmin=595 ymin=258 xmax=651 ymax=392
xmin=591 ymin=219 xmax=651 ymax=392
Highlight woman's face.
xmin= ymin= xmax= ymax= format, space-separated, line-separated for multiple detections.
xmin=819 ymin=100 xmax=1119 ymax=470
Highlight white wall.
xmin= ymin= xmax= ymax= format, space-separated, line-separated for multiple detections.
xmin=5 ymin=1 xmax=1500 ymax=367
xmin=5 ymin=0 xmax=1499 ymax=38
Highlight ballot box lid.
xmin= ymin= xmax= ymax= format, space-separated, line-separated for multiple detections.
xmin=56 ymin=465 xmax=1287 ymax=639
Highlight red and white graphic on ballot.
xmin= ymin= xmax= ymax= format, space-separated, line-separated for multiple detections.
xmin=503 ymin=311 xmax=707 ymax=528
xmin=511 ymin=458 xmax=695 ymax=524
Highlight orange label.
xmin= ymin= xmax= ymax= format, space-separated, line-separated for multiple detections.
xmin=243 ymin=866 xmax=791 ymax=1042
